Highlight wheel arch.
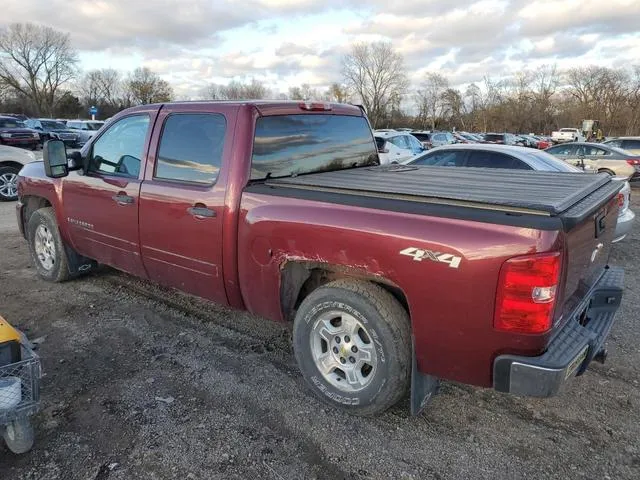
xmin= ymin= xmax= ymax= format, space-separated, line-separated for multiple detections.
xmin=279 ymin=260 xmax=410 ymax=323
xmin=0 ymin=161 xmax=26 ymax=172
xmin=20 ymin=195 xmax=53 ymax=237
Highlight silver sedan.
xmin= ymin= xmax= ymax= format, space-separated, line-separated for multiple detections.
xmin=404 ymin=144 xmax=635 ymax=242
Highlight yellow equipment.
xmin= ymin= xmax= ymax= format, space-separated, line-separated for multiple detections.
xmin=0 ymin=315 xmax=21 ymax=366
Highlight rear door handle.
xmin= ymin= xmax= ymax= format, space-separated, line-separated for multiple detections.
xmin=112 ymin=193 xmax=134 ymax=205
xmin=187 ymin=205 xmax=216 ymax=218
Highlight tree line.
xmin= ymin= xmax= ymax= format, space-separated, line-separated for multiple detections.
xmin=0 ymin=23 xmax=173 ymax=119
xmin=1 ymin=23 xmax=639 ymax=136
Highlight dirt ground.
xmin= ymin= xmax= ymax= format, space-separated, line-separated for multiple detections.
xmin=0 ymin=196 xmax=638 ymax=480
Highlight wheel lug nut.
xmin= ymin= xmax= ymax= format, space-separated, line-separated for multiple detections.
xmin=335 ymin=337 xmax=340 ymax=343
xmin=332 ymin=347 xmax=339 ymax=354
xmin=351 ymin=346 xmax=358 ymax=353
xmin=340 ymin=357 xmax=346 ymax=364
xmin=344 ymin=335 xmax=350 ymax=343
xmin=349 ymin=356 xmax=355 ymax=364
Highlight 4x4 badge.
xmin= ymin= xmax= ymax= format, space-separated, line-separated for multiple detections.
xmin=399 ymin=247 xmax=461 ymax=269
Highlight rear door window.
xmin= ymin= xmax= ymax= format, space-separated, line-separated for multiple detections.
xmin=622 ymin=140 xmax=640 ymax=150
xmin=407 ymin=135 xmax=423 ymax=151
xmin=411 ymin=150 xmax=466 ymax=167
xmin=389 ymin=135 xmax=410 ymax=149
xmin=583 ymin=146 xmax=609 ymax=156
xmin=466 ymin=151 xmax=528 ymax=169
xmin=251 ymin=115 xmax=377 ymax=180
xmin=155 ymin=113 xmax=226 ymax=184
xmin=547 ymin=144 xmax=575 ymax=155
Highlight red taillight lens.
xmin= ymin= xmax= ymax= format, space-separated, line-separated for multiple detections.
xmin=626 ymin=159 xmax=640 ymax=165
xmin=298 ymin=102 xmax=332 ymax=111
xmin=617 ymin=193 xmax=625 ymax=207
xmin=494 ymin=252 xmax=561 ymax=334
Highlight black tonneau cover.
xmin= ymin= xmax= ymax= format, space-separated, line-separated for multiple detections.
xmin=266 ymin=165 xmax=622 ymax=229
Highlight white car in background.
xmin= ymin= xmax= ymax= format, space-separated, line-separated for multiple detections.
xmin=374 ymin=130 xmax=425 ymax=165
xmin=0 ymin=144 xmax=37 ymax=201
xmin=65 ymin=120 xmax=105 ymax=146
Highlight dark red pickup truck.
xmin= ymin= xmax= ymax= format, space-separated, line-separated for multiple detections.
xmin=15 ymin=101 xmax=624 ymax=416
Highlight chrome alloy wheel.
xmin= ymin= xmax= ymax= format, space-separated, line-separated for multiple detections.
xmin=34 ymin=224 xmax=56 ymax=270
xmin=309 ymin=310 xmax=377 ymax=392
xmin=0 ymin=172 xmax=18 ymax=199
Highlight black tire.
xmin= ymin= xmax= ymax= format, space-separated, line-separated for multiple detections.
xmin=3 ymin=418 xmax=34 ymax=454
xmin=0 ymin=166 xmax=20 ymax=201
xmin=27 ymin=207 xmax=72 ymax=282
xmin=293 ymin=279 xmax=411 ymax=416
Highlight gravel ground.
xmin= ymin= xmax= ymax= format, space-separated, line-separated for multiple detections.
xmin=0 ymin=196 xmax=638 ymax=480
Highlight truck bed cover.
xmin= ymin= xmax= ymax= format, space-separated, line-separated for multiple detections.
xmin=266 ymin=165 xmax=622 ymax=228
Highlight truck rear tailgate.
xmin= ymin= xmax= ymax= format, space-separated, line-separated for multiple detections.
xmin=556 ymin=187 xmax=621 ymax=327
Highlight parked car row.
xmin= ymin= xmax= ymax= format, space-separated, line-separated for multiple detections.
xmin=400 ymin=143 xmax=635 ymax=242
xmin=0 ymin=113 xmax=105 ymax=150
xmin=374 ymin=129 xmax=562 ymax=164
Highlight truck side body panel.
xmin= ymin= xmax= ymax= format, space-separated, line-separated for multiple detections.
xmin=237 ymin=192 xmax=560 ymax=387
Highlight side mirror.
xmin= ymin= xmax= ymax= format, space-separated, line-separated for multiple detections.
xmin=66 ymin=150 xmax=84 ymax=170
xmin=43 ymin=140 xmax=69 ymax=178
xmin=35 ymin=126 xmax=43 ymax=131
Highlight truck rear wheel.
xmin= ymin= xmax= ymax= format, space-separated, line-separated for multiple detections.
xmin=27 ymin=207 xmax=72 ymax=282
xmin=293 ymin=279 xmax=411 ymax=416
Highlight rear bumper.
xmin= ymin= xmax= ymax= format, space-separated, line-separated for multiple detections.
xmin=613 ymin=208 xmax=635 ymax=242
xmin=493 ymin=266 xmax=624 ymax=397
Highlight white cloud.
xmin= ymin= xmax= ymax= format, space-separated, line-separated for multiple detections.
xmin=1 ymin=0 xmax=639 ymax=98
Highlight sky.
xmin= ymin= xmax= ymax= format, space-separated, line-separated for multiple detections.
xmin=2 ymin=0 xmax=640 ymax=99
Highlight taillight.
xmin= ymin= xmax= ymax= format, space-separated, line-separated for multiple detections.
xmin=626 ymin=159 xmax=640 ymax=165
xmin=298 ymin=102 xmax=332 ymax=111
xmin=494 ymin=252 xmax=561 ymax=334
xmin=617 ymin=193 xmax=625 ymax=207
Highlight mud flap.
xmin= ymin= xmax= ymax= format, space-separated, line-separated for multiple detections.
xmin=64 ymin=243 xmax=97 ymax=275
xmin=410 ymin=335 xmax=440 ymax=416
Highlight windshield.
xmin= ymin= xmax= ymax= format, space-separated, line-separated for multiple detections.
xmin=41 ymin=120 xmax=67 ymax=129
xmin=250 ymin=114 xmax=378 ymax=180
xmin=0 ymin=118 xmax=24 ymax=128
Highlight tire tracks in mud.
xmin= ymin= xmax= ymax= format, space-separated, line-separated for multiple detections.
xmin=99 ymin=270 xmax=636 ymax=456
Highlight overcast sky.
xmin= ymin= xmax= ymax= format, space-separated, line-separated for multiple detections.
xmin=2 ymin=0 xmax=640 ymax=98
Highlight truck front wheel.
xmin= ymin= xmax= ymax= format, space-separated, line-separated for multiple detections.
xmin=293 ymin=279 xmax=411 ymax=416
xmin=27 ymin=207 xmax=72 ymax=282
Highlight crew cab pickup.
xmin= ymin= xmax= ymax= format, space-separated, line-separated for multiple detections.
xmin=15 ymin=101 xmax=624 ymax=416
xmin=552 ymin=128 xmax=585 ymax=144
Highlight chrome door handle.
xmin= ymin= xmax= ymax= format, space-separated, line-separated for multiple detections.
xmin=112 ymin=193 xmax=134 ymax=205
xmin=187 ymin=206 xmax=216 ymax=218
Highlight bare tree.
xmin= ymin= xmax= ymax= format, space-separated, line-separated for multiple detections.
xmin=326 ymin=82 xmax=350 ymax=103
xmin=125 ymin=67 xmax=173 ymax=105
xmin=342 ymin=42 xmax=408 ymax=128
xmin=441 ymin=88 xmax=466 ymax=130
xmin=288 ymin=83 xmax=320 ymax=100
xmin=0 ymin=23 xmax=79 ymax=116
xmin=415 ymin=73 xmax=449 ymax=130
xmin=205 ymin=79 xmax=268 ymax=100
